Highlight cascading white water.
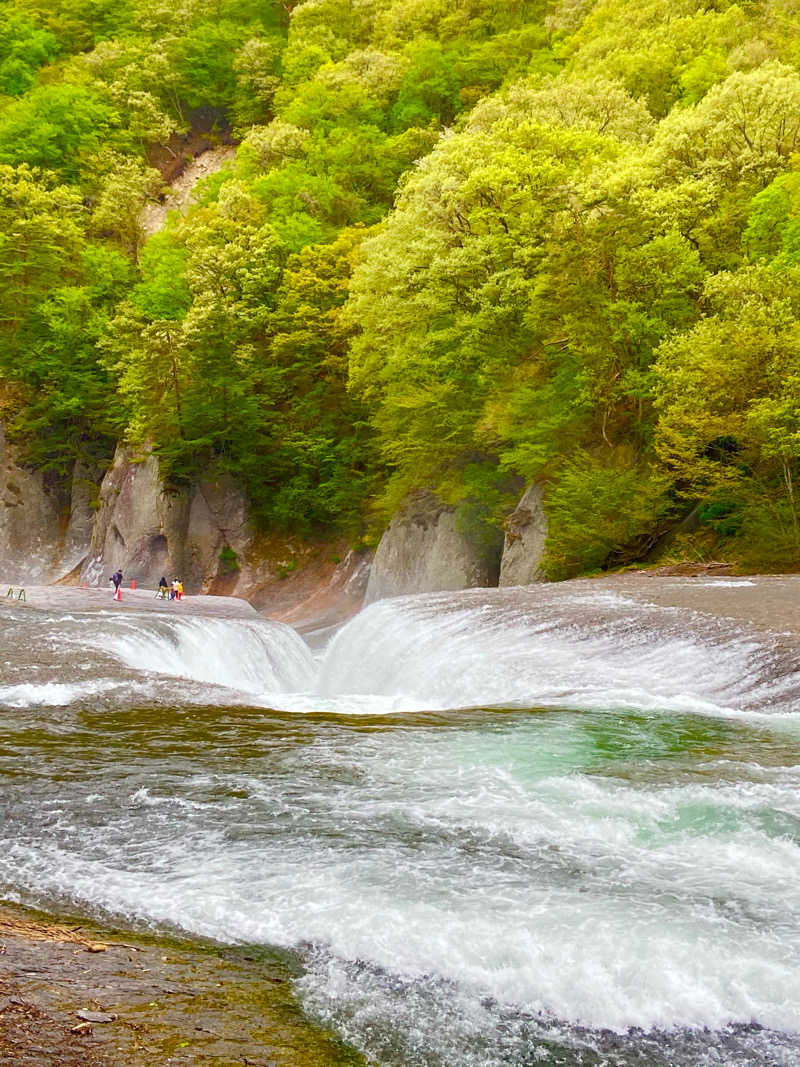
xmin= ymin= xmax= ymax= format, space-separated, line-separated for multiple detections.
xmin=8 ymin=583 xmax=791 ymax=719
xmin=94 ymin=615 xmax=316 ymax=696
xmin=64 ymin=584 xmax=800 ymax=719
xmin=2 ymin=581 xmax=800 ymax=1066
xmin=317 ymin=590 xmax=792 ymax=715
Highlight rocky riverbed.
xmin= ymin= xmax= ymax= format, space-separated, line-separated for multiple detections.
xmin=0 ymin=905 xmax=363 ymax=1067
xmin=594 ymin=568 xmax=800 ymax=640
xmin=6 ymin=568 xmax=800 ymax=638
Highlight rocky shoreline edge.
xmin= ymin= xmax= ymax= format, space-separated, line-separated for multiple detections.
xmin=0 ymin=903 xmax=363 ymax=1067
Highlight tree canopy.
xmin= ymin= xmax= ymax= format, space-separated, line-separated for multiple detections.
xmin=3 ymin=0 xmax=800 ymax=570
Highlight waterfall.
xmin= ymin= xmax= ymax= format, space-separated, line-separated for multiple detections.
xmin=4 ymin=583 xmax=798 ymax=718
xmin=3 ymin=582 xmax=800 ymax=1066
xmin=316 ymin=586 xmax=800 ymax=719
xmin=94 ymin=615 xmax=316 ymax=695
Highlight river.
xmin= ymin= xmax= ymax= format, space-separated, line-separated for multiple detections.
xmin=1 ymin=577 xmax=799 ymax=1066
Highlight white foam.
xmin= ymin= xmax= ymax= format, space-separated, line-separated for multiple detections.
xmin=5 ymin=740 xmax=800 ymax=1038
xmin=696 ymin=580 xmax=757 ymax=587
xmin=0 ymin=679 xmax=117 ymax=707
xmin=314 ymin=593 xmax=800 ymax=720
xmin=14 ymin=583 xmax=795 ymax=722
xmin=3 ymin=584 xmax=800 ymax=1063
xmin=93 ymin=616 xmax=315 ymax=696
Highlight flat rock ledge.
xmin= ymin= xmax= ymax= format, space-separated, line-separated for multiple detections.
xmin=0 ymin=584 xmax=259 ymax=619
xmin=0 ymin=903 xmax=363 ymax=1067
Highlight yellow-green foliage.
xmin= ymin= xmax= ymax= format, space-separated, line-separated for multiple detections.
xmin=4 ymin=0 xmax=800 ymax=567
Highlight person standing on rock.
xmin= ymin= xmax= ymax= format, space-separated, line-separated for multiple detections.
xmin=109 ymin=570 xmax=123 ymax=601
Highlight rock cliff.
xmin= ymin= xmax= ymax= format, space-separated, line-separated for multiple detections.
xmin=0 ymin=435 xmax=549 ymax=619
xmin=365 ymin=491 xmax=500 ymax=603
xmin=499 ymin=484 xmax=548 ymax=586
xmin=79 ymin=444 xmax=369 ymax=626
xmin=0 ymin=426 xmax=95 ymax=585
xmin=81 ymin=445 xmax=253 ymax=593
xmin=364 ymin=485 xmax=549 ymax=603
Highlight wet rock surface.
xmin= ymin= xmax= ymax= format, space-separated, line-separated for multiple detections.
xmin=612 ymin=570 xmax=800 ymax=640
xmin=0 ymin=906 xmax=363 ymax=1067
xmin=0 ymin=585 xmax=260 ymax=618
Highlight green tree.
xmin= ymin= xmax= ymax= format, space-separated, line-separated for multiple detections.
xmin=0 ymin=85 xmax=120 ymax=182
xmin=0 ymin=12 xmax=59 ymax=95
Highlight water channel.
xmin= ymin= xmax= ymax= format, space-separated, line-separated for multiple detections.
xmin=1 ymin=579 xmax=799 ymax=1065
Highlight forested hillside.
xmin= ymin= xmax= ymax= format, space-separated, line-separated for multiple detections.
xmin=3 ymin=0 xmax=800 ymax=575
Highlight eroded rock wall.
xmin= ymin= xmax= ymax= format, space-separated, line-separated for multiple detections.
xmin=499 ymin=484 xmax=548 ymax=586
xmin=0 ymin=426 xmax=95 ymax=585
xmin=81 ymin=445 xmax=251 ymax=593
xmin=3 ymin=437 xmax=549 ymax=620
xmin=365 ymin=491 xmax=499 ymax=604
xmin=79 ymin=445 xmax=370 ymax=627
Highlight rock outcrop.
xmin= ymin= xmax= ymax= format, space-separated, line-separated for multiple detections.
xmin=81 ymin=445 xmax=251 ymax=593
xmin=0 ymin=425 xmax=94 ymax=584
xmin=139 ymin=145 xmax=236 ymax=238
xmin=2 ymin=434 xmax=550 ymax=622
xmin=498 ymin=484 xmax=548 ymax=586
xmin=79 ymin=445 xmax=370 ymax=627
xmin=365 ymin=491 xmax=499 ymax=603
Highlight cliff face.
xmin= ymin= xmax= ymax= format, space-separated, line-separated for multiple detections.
xmin=499 ymin=485 xmax=548 ymax=587
xmin=365 ymin=485 xmax=548 ymax=604
xmin=0 ymin=426 xmax=95 ymax=585
xmin=365 ymin=491 xmax=499 ymax=604
xmin=78 ymin=445 xmax=369 ymax=628
xmin=80 ymin=445 xmax=249 ymax=592
xmin=0 ymin=436 xmax=549 ymax=619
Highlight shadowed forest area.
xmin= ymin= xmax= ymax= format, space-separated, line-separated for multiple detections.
xmin=3 ymin=0 xmax=800 ymax=577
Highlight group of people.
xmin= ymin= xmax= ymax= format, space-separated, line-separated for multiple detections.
xmin=110 ymin=571 xmax=184 ymax=601
xmin=157 ymin=576 xmax=183 ymax=601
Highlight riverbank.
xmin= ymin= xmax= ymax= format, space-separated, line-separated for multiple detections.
xmin=596 ymin=570 xmax=800 ymax=641
xmin=0 ymin=584 xmax=260 ymax=618
xmin=6 ymin=570 xmax=800 ymax=637
xmin=0 ymin=903 xmax=363 ymax=1067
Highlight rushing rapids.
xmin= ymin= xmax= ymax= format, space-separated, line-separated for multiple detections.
xmin=1 ymin=578 xmax=800 ymax=1066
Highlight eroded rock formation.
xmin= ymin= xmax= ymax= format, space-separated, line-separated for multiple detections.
xmin=0 ymin=426 xmax=94 ymax=585
xmin=499 ymin=484 xmax=548 ymax=587
xmin=0 ymin=436 xmax=548 ymax=622
xmin=365 ymin=491 xmax=500 ymax=604
xmin=82 ymin=445 xmax=254 ymax=592
xmin=79 ymin=445 xmax=369 ymax=627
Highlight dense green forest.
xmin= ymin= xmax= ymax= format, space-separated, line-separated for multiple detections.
xmin=2 ymin=0 xmax=800 ymax=575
